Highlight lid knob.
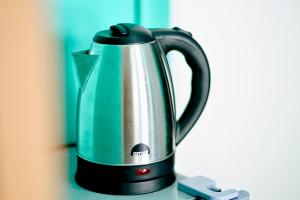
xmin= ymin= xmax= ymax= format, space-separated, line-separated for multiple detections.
xmin=110 ymin=24 xmax=129 ymax=37
xmin=93 ymin=23 xmax=154 ymax=44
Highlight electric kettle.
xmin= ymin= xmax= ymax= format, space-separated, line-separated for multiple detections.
xmin=72 ymin=23 xmax=210 ymax=195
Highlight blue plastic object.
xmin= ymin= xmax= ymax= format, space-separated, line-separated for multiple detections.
xmin=178 ymin=176 xmax=250 ymax=200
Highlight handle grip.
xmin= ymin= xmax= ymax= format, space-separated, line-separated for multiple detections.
xmin=151 ymin=27 xmax=210 ymax=145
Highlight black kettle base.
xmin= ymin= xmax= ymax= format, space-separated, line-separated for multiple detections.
xmin=75 ymin=155 xmax=176 ymax=195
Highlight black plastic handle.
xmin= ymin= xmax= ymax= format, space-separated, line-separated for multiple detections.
xmin=151 ymin=27 xmax=210 ymax=145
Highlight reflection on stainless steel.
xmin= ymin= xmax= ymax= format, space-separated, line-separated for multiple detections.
xmin=77 ymin=42 xmax=176 ymax=165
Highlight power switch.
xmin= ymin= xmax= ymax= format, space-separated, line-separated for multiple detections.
xmin=135 ymin=168 xmax=151 ymax=176
xmin=110 ymin=24 xmax=129 ymax=37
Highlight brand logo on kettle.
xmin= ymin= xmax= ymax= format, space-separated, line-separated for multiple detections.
xmin=131 ymin=143 xmax=150 ymax=156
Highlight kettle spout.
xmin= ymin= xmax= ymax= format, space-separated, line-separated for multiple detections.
xmin=72 ymin=50 xmax=99 ymax=89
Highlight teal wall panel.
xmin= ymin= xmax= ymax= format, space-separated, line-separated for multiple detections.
xmin=53 ymin=0 xmax=135 ymax=144
xmin=138 ymin=0 xmax=170 ymax=27
xmin=52 ymin=0 xmax=169 ymax=144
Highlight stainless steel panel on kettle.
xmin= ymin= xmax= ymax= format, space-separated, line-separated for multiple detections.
xmin=74 ymin=42 xmax=176 ymax=165
xmin=72 ymin=23 xmax=210 ymax=195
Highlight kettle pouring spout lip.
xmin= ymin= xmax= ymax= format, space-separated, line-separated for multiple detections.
xmin=72 ymin=50 xmax=99 ymax=91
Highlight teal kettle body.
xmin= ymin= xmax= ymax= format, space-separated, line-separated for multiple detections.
xmin=72 ymin=23 xmax=210 ymax=195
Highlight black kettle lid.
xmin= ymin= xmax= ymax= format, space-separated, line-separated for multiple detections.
xmin=93 ymin=23 xmax=155 ymax=45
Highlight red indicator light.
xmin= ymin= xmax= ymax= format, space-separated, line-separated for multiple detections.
xmin=135 ymin=168 xmax=151 ymax=176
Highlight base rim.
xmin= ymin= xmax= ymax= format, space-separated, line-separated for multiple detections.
xmin=75 ymin=155 xmax=176 ymax=195
xmin=75 ymin=171 xmax=176 ymax=195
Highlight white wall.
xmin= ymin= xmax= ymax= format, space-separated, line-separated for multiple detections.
xmin=169 ymin=1 xmax=300 ymax=199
